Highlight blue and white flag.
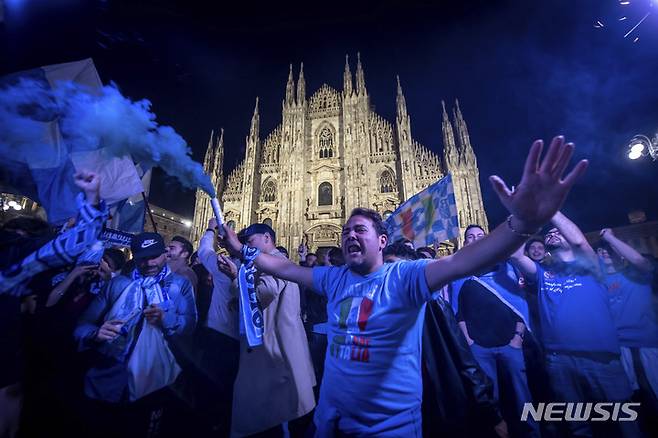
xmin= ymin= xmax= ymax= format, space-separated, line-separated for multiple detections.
xmin=385 ymin=174 xmax=460 ymax=247
xmin=0 ymin=59 xmax=143 ymax=224
xmin=110 ymin=163 xmax=152 ymax=233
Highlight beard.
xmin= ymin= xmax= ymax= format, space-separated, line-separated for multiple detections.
xmin=544 ymin=238 xmax=566 ymax=252
xmin=545 ymin=242 xmax=559 ymax=252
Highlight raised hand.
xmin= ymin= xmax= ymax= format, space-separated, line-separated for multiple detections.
xmin=95 ymin=319 xmax=124 ymax=342
xmin=298 ymin=242 xmax=308 ymax=260
xmin=600 ymin=228 xmax=615 ymax=241
xmin=489 ymin=136 xmax=588 ymax=232
xmin=217 ymin=223 xmax=243 ymax=254
xmin=70 ymin=264 xmax=98 ymax=279
xmin=208 ymin=217 xmax=218 ymax=231
xmin=73 ymin=170 xmax=101 ymax=205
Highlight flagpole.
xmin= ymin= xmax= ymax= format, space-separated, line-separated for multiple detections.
xmin=141 ymin=192 xmax=158 ymax=233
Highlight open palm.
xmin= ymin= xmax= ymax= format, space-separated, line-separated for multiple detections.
xmin=489 ymin=136 xmax=588 ymax=230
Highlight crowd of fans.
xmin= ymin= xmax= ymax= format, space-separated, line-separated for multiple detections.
xmin=1 ymin=138 xmax=657 ymax=438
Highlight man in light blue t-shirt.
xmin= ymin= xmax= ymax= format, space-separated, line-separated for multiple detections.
xmin=218 ymin=136 xmax=588 ymax=436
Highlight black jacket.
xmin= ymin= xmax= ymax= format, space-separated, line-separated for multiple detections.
xmin=422 ymin=297 xmax=503 ymax=437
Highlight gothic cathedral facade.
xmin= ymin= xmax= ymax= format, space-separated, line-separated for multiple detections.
xmin=192 ymin=54 xmax=488 ymax=253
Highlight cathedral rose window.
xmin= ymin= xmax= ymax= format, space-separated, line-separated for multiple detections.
xmin=318 ymin=182 xmax=333 ymax=206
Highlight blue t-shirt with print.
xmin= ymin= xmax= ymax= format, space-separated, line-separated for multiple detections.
xmin=604 ymin=268 xmax=658 ymax=348
xmin=535 ymin=262 xmax=620 ymax=354
xmin=312 ymin=259 xmax=431 ymax=434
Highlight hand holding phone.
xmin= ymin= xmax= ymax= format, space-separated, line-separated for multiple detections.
xmin=96 ymin=319 xmax=125 ymax=342
xmin=143 ymin=304 xmax=164 ymax=326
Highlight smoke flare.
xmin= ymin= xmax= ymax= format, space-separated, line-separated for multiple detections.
xmin=0 ymin=78 xmax=216 ymax=197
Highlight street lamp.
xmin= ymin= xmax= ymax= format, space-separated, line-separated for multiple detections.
xmin=627 ymin=134 xmax=658 ymax=161
xmin=7 ymin=200 xmax=22 ymax=211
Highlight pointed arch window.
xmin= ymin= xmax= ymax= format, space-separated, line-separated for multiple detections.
xmin=318 ymin=182 xmax=333 ymax=206
xmin=263 ymin=218 xmax=273 ymax=228
xmin=379 ymin=169 xmax=396 ymax=193
xmin=263 ymin=143 xmax=280 ymax=164
xmin=262 ymin=179 xmax=277 ymax=202
xmin=318 ymin=127 xmax=334 ymax=159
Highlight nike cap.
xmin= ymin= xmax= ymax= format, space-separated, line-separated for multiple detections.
xmin=131 ymin=232 xmax=166 ymax=260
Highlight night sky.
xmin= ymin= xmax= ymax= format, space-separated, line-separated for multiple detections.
xmin=2 ymin=0 xmax=658 ymax=232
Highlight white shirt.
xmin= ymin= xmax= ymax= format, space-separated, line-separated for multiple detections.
xmin=199 ymin=231 xmax=238 ymax=339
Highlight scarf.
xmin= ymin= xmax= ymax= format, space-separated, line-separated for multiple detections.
xmin=101 ymin=265 xmax=172 ymax=361
xmin=238 ymin=246 xmax=264 ymax=347
xmin=131 ymin=264 xmax=171 ymax=299
xmin=470 ymin=276 xmax=532 ymax=332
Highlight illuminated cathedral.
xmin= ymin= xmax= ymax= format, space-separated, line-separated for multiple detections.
xmin=192 ymin=54 xmax=488 ymax=253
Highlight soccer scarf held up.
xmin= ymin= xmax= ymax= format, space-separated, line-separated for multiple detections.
xmin=238 ymin=246 xmax=264 ymax=347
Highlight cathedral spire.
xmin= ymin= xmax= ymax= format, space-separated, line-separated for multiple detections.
xmin=214 ymin=128 xmax=224 ymax=171
xmin=453 ymin=99 xmax=476 ymax=166
xmin=343 ymin=54 xmax=353 ymax=96
xmin=192 ymin=129 xmax=218 ymax=247
xmin=395 ymin=75 xmax=408 ymax=119
xmin=296 ymin=63 xmax=306 ymax=105
xmin=442 ymin=100 xmax=459 ymax=171
xmin=355 ymin=52 xmax=367 ymax=96
xmin=453 ymin=98 xmax=464 ymax=127
xmin=212 ymin=128 xmax=225 ymax=193
xmin=203 ymin=129 xmax=215 ymax=170
xmin=249 ymin=97 xmax=260 ymax=141
xmin=285 ymin=64 xmax=295 ymax=107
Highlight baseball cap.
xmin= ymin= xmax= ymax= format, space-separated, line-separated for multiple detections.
xmin=130 ymin=232 xmax=166 ymax=260
xmin=238 ymin=223 xmax=276 ymax=244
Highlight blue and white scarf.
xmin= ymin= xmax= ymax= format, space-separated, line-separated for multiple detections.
xmin=238 ymin=246 xmax=264 ymax=347
xmin=131 ymin=264 xmax=171 ymax=299
xmin=101 ymin=265 xmax=172 ymax=360
xmin=1 ymin=194 xmax=108 ymax=296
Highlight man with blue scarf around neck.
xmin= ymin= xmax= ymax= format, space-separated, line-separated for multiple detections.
xmin=75 ymin=232 xmax=196 ymax=438
xmin=451 ymin=224 xmax=539 ymax=438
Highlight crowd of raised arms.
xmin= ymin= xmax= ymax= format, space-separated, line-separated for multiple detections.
xmin=1 ymin=136 xmax=656 ymax=438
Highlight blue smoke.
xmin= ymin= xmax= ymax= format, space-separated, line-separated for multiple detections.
xmin=0 ymin=78 xmax=216 ymax=197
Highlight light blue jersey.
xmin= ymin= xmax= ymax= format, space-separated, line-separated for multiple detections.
xmin=312 ymin=260 xmax=431 ymax=436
